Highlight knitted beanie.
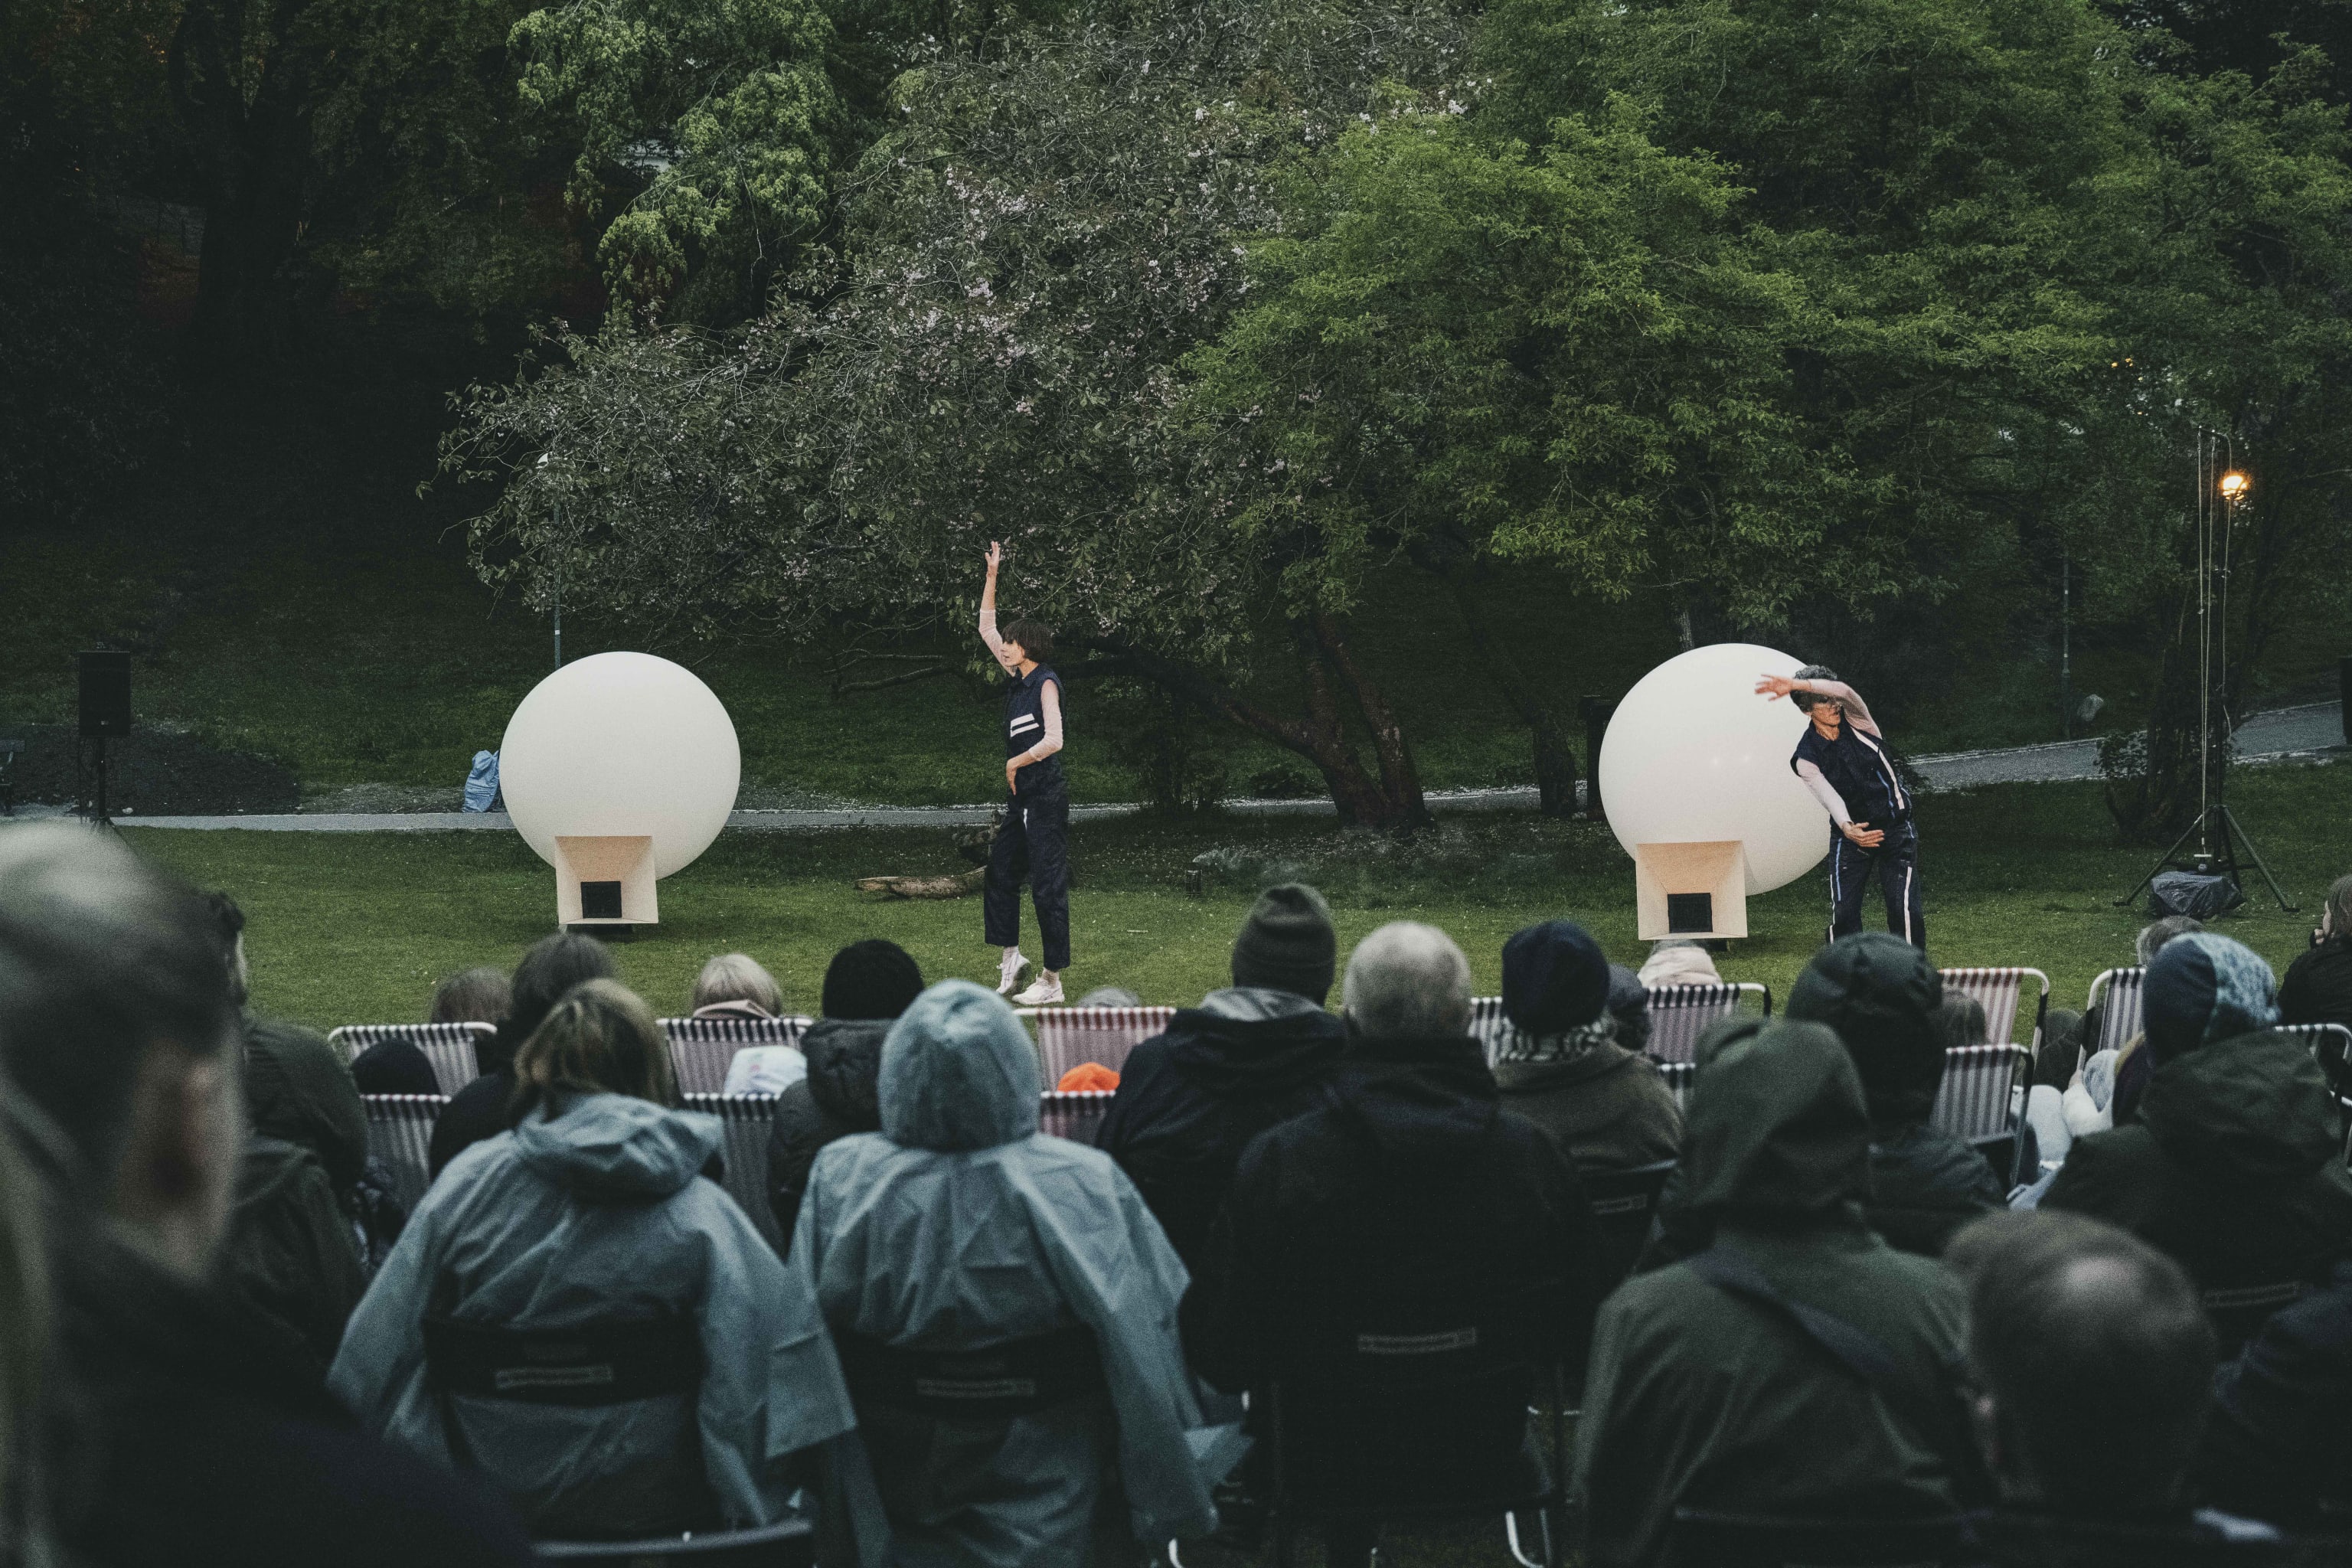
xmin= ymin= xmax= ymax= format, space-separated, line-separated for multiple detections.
xmin=1501 ymin=920 xmax=1612 ymax=1037
xmin=1230 ymin=884 xmax=1338 ymax=1004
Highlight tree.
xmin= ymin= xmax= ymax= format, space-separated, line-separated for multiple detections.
xmin=445 ymin=0 xmax=1476 ymax=828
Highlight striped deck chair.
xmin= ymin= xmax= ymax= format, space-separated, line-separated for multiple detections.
xmin=1644 ymin=983 xmax=1772 ymax=1065
xmin=1039 ymin=1089 xmax=1118 ymax=1146
xmin=1939 ymin=968 xmax=2052 ymax=1054
xmin=659 ymin=1016 xmax=813 ymax=1096
xmin=684 ymin=1093 xmax=786 ymax=1255
xmin=1020 ymin=1005 xmax=1175 ymax=1084
xmin=2086 ymin=967 xmax=2146 ymax=1057
xmin=362 ymin=1094 xmax=448 ymax=1213
xmin=1932 ymin=1044 xmax=2031 ymax=1142
xmin=1657 ymin=1060 xmax=1697 ymax=1112
xmin=330 ymin=1022 xmax=492 ymax=1096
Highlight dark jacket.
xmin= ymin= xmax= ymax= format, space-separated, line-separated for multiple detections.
xmin=2280 ymin=936 xmax=2352 ymax=1082
xmin=2197 ymin=1260 xmax=2352 ymax=1527
xmin=224 ymin=1017 xmax=370 ymax=1371
xmin=1493 ymin=1040 xmax=1682 ymax=1175
xmin=1180 ymin=1034 xmax=1609 ymax=1503
xmin=1575 ymin=1020 xmax=1977 ymax=1568
xmin=1093 ymin=988 xmax=1348 ymax=1268
xmin=429 ymin=1069 xmax=515 ymax=1181
xmin=1864 ymin=1119 xmax=2006 ymax=1257
xmin=24 ymin=1117 xmax=531 ymax=1568
xmin=2043 ymin=1028 xmax=2352 ymax=1350
xmin=766 ymin=1017 xmax=887 ymax=1248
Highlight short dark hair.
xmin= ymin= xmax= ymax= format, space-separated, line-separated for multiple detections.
xmin=484 ymin=933 xmax=619 ymax=1073
xmin=822 ymin=939 xmax=925 ymax=1021
xmin=1001 ymin=619 xmax=1055 ymax=663
xmin=0 ymin=825 xmax=240 ymax=1181
xmin=1792 ymin=663 xmax=1841 ymax=711
xmin=1949 ymin=1211 xmax=2213 ymax=1513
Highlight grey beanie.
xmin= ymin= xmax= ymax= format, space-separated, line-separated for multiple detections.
xmin=1230 ymin=884 xmax=1338 ymax=1004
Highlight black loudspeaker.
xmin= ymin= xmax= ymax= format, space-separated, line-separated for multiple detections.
xmin=78 ymin=651 xmax=132 ymax=739
xmin=579 ymin=880 xmax=624 ymax=920
xmin=1666 ymin=892 xmax=1715 ymax=934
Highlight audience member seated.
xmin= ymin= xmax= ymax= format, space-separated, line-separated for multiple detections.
xmin=2043 ymin=933 xmax=2352 ymax=1353
xmin=765 ymin=939 xmax=923 ymax=1248
xmin=334 ymin=979 xmax=854 ymax=1538
xmin=1491 ymin=920 xmax=1681 ymax=1172
xmin=0 ymin=822 xmax=531 ymax=1567
xmin=428 ymin=934 xmax=616 ymax=1180
xmin=1636 ymin=938 xmax=1721 ymax=988
xmin=2198 ymin=1258 xmax=2352 ymax=1529
xmin=2279 ymin=874 xmax=2352 ymax=1083
xmin=1095 ymin=884 xmax=1348 ymax=1268
xmin=692 ymin=951 xmax=808 ymax=1094
xmin=1785 ymin=933 xmax=2002 ymax=1254
xmin=795 ymin=980 xmax=1240 ymax=1563
xmin=352 ymin=966 xmax=511 ymax=1096
xmin=194 ymin=890 xmax=374 ymax=1372
xmin=1573 ymin=1018 xmax=1981 ymax=1568
xmin=2099 ymin=916 xmax=2206 ymax=1125
xmin=1605 ymin=962 xmax=1652 ymax=1056
xmin=2036 ymin=1007 xmax=2085 ymax=1098
xmin=1182 ymin=922 xmax=1607 ymax=1566
xmin=1948 ymin=1211 xmax=2278 ymax=1563
xmin=691 ymin=952 xmax=783 ymax=1020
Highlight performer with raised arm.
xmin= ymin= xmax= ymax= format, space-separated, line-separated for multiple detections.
xmin=1756 ymin=665 xmax=1926 ymax=951
xmin=979 ymin=541 xmax=1070 ymax=1004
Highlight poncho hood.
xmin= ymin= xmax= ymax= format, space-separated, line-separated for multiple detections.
xmin=1681 ymin=1018 xmax=1873 ymax=1219
xmin=2141 ymin=1028 xmax=2338 ymax=1184
xmin=243 ymin=1014 xmax=368 ymax=1188
xmin=2145 ymin=933 xmax=2280 ymax=1065
xmin=511 ymin=1093 xmax=721 ymax=1201
xmin=879 ymin=980 xmax=1039 ymax=1151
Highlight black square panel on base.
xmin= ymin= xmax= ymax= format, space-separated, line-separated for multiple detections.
xmin=580 ymin=880 xmax=624 ymax=920
xmin=1666 ymin=892 xmax=1715 ymax=935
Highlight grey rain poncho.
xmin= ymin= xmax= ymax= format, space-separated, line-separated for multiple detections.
xmin=794 ymin=979 xmax=1245 ymax=1566
xmin=330 ymin=1092 xmax=856 ymax=1536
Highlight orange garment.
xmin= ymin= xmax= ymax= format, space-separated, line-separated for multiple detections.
xmin=1056 ymin=1063 xmax=1121 ymax=1093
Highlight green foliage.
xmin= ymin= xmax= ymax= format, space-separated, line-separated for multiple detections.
xmin=511 ymin=0 xmax=838 ymax=322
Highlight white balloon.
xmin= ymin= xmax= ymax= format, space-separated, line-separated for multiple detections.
xmin=1598 ymin=642 xmax=1828 ymax=895
xmin=500 ymin=652 xmax=740 ymax=879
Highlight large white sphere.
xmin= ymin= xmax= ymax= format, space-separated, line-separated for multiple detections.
xmin=1598 ymin=642 xmax=1828 ymax=895
xmin=501 ymin=652 xmax=740 ymax=879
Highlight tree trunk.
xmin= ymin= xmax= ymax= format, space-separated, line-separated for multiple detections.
xmin=1438 ymin=570 xmax=1579 ymax=815
xmin=1312 ymin=612 xmax=1431 ymax=829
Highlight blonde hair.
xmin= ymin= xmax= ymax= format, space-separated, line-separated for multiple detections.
xmin=691 ymin=952 xmax=782 ymax=1017
xmin=512 ymin=978 xmax=678 ymax=1116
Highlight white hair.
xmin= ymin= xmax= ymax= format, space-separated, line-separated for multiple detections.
xmin=1342 ymin=922 xmax=1472 ymax=1040
xmin=691 ymin=952 xmax=782 ymax=1016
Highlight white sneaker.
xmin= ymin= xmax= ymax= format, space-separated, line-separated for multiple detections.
xmin=996 ymin=950 xmax=1030 ymax=995
xmin=1011 ymin=974 xmax=1065 ymax=1007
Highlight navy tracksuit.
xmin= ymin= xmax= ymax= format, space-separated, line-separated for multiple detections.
xmin=1792 ymin=717 xmax=1926 ymax=951
xmin=984 ymin=664 xmax=1071 ymax=971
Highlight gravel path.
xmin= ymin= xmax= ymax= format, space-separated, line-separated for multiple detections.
xmin=5 ymin=704 xmax=2337 ymax=833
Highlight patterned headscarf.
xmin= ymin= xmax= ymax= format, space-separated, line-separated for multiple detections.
xmin=1498 ymin=1014 xmax=1616 ymax=1066
xmin=2142 ymin=932 xmax=2279 ymax=1064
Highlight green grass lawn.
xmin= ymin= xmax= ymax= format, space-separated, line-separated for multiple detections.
xmin=121 ymin=763 xmax=2351 ymax=1033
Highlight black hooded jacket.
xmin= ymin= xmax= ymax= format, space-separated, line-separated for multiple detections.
xmin=1180 ymin=1034 xmax=1608 ymax=1500
xmin=1093 ymin=988 xmax=1348 ymax=1268
xmin=2044 ymin=1028 xmax=2352 ymax=1350
xmin=766 ymin=1016 xmax=889 ymax=1248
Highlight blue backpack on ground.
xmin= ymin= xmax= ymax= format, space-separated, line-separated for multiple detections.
xmin=463 ymin=750 xmax=502 ymax=813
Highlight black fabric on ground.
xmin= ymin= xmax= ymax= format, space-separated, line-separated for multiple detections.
xmin=766 ymin=1016 xmax=888 ymax=1247
xmin=1180 ymin=1032 xmax=1609 ymax=1508
xmin=1093 ymin=988 xmax=1348 ymax=1269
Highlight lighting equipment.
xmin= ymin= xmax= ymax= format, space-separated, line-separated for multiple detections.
xmin=2118 ymin=442 xmax=2295 ymax=911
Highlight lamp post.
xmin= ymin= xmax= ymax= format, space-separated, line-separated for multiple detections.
xmin=538 ymin=452 xmax=564 ymax=670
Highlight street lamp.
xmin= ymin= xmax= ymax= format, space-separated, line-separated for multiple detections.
xmin=2218 ymin=469 xmax=2249 ymax=504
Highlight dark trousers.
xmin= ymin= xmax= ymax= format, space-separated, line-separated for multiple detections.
xmin=985 ymin=789 xmax=1070 ymax=971
xmin=1828 ymin=820 xmax=1926 ymax=951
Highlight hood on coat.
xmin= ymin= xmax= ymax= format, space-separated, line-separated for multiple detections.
xmin=801 ymin=1016 xmax=889 ymax=1129
xmin=1330 ymin=1034 xmax=1498 ymax=1168
xmin=1785 ymin=933 xmax=1947 ymax=1122
xmin=2141 ymin=1029 xmax=2337 ymax=1184
xmin=243 ymin=1014 xmax=368 ymax=1187
xmin=511 ymin=1092 xmax=721 ymax=1201
xmin=2145 ymin=933 xmax=2280 ymax=1066
xmin=879 ymin=979 xmax=1039 ymax=1152
xmin=1681 ymin=1018 xmax=1872 ymax=1219
xmin=1170 ymin=991 xmax=1348 ymax=1096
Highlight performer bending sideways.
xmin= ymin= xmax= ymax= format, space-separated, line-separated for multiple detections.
xmin=1756 ymin=666 xmax=1926 ymax=951
xmin=979 ymin=541 xmax=1070 ymax=1004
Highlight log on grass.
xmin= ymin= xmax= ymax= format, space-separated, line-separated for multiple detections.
xmin=856 ymin=868 xmax=987 ymax=900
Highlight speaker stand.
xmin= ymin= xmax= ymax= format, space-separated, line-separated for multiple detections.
xmin=80 ymin=736 xmax=116 ymax=830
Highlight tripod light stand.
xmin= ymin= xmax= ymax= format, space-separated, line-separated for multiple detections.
xmin=2118 ymin=440 xmax=2297 ymax=912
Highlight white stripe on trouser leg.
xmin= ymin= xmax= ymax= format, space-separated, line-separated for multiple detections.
xmin=1902 ymin=861 xmax=1914 ymax=944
